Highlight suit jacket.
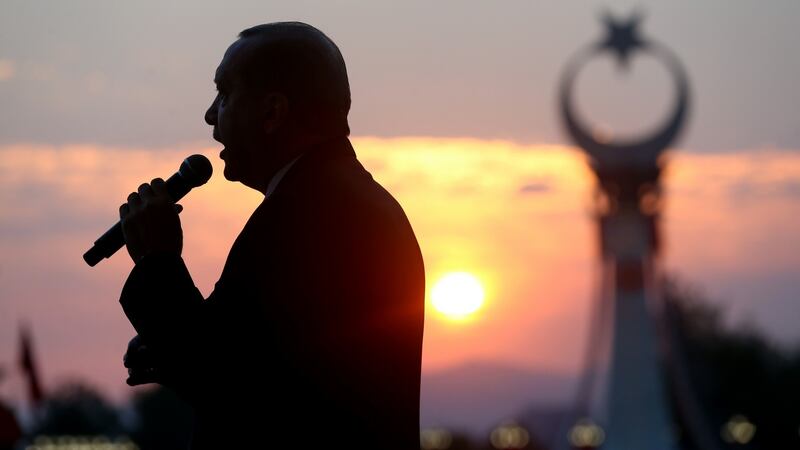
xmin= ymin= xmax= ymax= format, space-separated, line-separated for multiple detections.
xmin=120 ymin=137 xmax=425 ymax=449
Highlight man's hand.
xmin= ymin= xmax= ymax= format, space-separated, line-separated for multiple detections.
xmin=123 ymin=335 xmax=164 ymax=386
xmin=119 ymin=178 xmax=183 ymax=264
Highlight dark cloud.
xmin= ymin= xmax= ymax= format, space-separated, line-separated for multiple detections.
xmin=518 ymin=181 xmax=552 ymax=195
xmin=727 ymin=179 xmax=800 ymax=200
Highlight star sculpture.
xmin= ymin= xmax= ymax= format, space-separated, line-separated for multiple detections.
xmin=599 ymin=11 xmax=647 ymax=70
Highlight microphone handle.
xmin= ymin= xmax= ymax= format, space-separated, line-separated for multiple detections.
xmin=83 ymin=172 xmax=191 ymax=267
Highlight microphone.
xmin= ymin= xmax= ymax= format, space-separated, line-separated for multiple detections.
xmin=83 ymin=154 xmax=213 ymax=267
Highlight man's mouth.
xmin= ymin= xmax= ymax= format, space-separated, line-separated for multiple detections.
xmin=213 ymin=130 xmax=225 ymax=159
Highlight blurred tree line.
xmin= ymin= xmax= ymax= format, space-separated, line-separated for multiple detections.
xmin=20 ymin=383 xmax=192 ymax=450
xmin=665 ymin=278 xmax=800 ymax=449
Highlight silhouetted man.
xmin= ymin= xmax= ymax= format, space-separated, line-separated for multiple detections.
xmin=118 ymin=22 xmax=425 ymax=450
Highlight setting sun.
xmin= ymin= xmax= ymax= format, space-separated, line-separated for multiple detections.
xmin=431 ymin=272 xmax=485 ymax=319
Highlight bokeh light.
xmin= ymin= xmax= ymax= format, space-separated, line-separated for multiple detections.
xmin=490 ymin=422 xmax=530 ymax=449
xmin=568 ymin=418 xmax=605 ymax=448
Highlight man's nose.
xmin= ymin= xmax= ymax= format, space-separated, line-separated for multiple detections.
xmin=204 ymin=97 xmax=218 ymax=126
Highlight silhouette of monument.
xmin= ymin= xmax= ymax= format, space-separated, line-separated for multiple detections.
xmin=557 ymin=12 xmax=690 ymax=450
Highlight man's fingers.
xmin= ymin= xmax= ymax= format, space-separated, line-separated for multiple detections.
xmin=124 ymin=335 xmax=151 ymax=368
xmin=127 ymin=191 xmax=142 ymax=209
xmin=124 ymin=349 xmax=152 ymax=369
xmin=120 ymin=178 xmax=184 ymax=262
xmin=119 ymin=203 xmax=130 ymax=219
xmin=126 ymin=367 xmax=161 ymax=386
xmin=138 ymin=182 xmax=155 ymax=201
xmin=151 ymin=178 xmax=169 ymax=198
xmin=126 ymin=192 xmax=142 ymax=215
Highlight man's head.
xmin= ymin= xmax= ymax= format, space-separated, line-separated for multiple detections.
xmin=205 ymin=22 xmax=351 ymax=192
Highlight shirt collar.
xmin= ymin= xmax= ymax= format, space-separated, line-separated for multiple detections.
xmin=265 ymin=153 xmax=303 ymax=199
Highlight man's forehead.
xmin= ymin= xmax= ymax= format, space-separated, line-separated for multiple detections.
xmin=213 ymin=64 xmax=228 ymax=85
xmin=213 ymin=39 xmax=250 ymax=85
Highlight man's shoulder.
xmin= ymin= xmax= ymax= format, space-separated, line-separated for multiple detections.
xmin=256 ymin=142 xmax=419 ymax=266
xmin=274 ymin=141 xmax=410 ymax=229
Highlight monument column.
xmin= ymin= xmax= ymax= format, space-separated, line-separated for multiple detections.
xmin=558 ymin=12 xmax=690 ymax=450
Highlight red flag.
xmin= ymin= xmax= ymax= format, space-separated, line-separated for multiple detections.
xmin=18 ymin=324 xmax=44 ymax=407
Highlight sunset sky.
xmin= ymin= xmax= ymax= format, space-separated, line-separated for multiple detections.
xmin=1 ymin=0 xmax=799 ymax=409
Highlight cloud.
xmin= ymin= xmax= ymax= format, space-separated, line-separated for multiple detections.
xmin=0 ymin=138 xmax=799 ymax=402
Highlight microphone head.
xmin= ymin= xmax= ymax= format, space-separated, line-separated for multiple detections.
xmin=179 ymin=154 xmax=213 ymax=187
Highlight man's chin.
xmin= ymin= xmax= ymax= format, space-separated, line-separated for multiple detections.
xmin=222 ymin=165 xmax=240 ymax=182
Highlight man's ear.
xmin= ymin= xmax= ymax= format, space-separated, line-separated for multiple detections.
xmin=263 ymin=93 xmax=289 ymax=134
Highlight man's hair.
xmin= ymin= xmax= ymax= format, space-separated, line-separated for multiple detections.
xmin=237 ymin=22 xmax=351 ymax=137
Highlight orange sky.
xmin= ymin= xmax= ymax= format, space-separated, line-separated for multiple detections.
xmin=1 ymin=138 xmax=799 ymax=403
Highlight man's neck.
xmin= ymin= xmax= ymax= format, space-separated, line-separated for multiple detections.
xmin=250 ymin=133 xmax=348 ymax=195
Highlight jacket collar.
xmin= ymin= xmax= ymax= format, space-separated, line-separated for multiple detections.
xmin=262 ymin=135 xmax=356 ymax=202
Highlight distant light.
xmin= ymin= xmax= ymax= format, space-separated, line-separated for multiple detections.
xmin=568 ymin=418 xmax=605 ymax=448
xmin=421 ymin=427 xmax=453 ymax=450
xmin=33 ymin=436 xmax=52 ymax=446
xmin=490 ymin=422 xmax=530 ymax=449
xmin=721 ymin=415 xmax=756 ymax=445
xmin=27 ymin=435 xmax=140 ymax=450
